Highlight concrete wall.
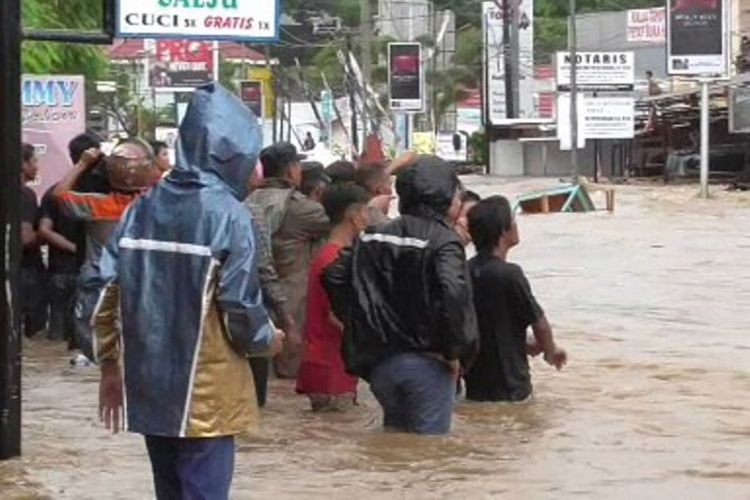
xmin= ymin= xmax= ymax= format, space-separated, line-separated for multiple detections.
xmin=489 ymin=140 xmax=524 ymax=176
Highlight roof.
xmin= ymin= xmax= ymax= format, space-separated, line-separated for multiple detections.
xmin=107 ymin=40 xmax=266 ymax=62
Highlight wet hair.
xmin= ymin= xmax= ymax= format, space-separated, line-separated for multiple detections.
xmin=468 ymin=196 xmax=513 ymax=253
xmin=22 ymin=143 xmax=35 ymax=163
xmin=460 ymin=190 xmax=481 ymax=204
xmin=325 ymin=160 xmax=356 ymax=184
xmin=150 ymin=140 xmax=168 ymax=155
xmin=355 ymin=162 xmax=389 ymax=194
xmin=321 ymin=184 xmax=370 ymax=225
xmin=301 ymin=163 xmax=330 ymax=196
xmin=68 ymin=132 xmax=101 ymax=164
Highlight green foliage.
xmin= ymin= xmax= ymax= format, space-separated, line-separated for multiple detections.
xmin=454 ymin=27 xmax=482 ymax=77
xmin=22 ymin=0 xmax=109 ymax=84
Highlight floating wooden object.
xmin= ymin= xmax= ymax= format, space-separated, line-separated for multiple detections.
xmin=515 ymin=185 xmax=596 ymax=214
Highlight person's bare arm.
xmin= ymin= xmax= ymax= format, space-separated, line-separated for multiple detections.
xmin=52 ymin=148 xmax=99 ymax=197
xmin=39 ymin=217 xmax=76 ymax=253
xmin=21 ymin=222 xmax=36 ymax=248
xmin=531 ymin=315 xmax=567 ymax=370
xmin=387 ymin=151 xmax=418 ymax=176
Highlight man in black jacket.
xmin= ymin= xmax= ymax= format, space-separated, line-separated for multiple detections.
xmin=325 ymin=156 xmax=478 ymax=435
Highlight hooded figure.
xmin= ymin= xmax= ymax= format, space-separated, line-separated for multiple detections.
xmin=324 ymin=155 xmax=479 ymax=435
xmin=89 ymin=84 xmax=275 ymax=499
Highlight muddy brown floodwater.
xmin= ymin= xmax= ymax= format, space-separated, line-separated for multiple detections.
xmin=2 ymin=179 xmax=750 ymax=499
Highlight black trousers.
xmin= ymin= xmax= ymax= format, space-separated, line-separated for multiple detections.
xmin=248 ymin=357 xmax=269 ymax=407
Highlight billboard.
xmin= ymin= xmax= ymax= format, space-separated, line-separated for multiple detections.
xmin=239 ymin=80 xmax=263 ymax=119
xmin=388 ymin=43 xmax=423 ymax=111
xmin=117 ymin=0 xmax=279 ymax=42
xmin=482 ymin=0 xmax=535 ymax=124
xmin=556 ymin=52 xmax=635 ymax=91
xmin=21 ymin=75 xmax=86 ymax=198
xmin=667 ymin=0 xmax=728 ymax=76
xmin=627 ymin=8 xmax=666 ymax=44
xmin=149 ymin=40 xmax=215 ymax=90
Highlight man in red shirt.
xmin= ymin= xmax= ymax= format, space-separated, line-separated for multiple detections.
xmin=296 ymin=185 xmax=370 ymax=411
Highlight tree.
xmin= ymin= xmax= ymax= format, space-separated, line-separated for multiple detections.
xmin=22 ymin=0 xmax=109 ymax=85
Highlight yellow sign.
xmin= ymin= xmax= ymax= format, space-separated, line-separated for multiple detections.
xmin=247 ymin=66 xmax=275 ymax=119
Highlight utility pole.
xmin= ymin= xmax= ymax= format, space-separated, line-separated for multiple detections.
xmin=0 ymin=0 xmax=22 ymax=460
xmin=360 ymin=0 xmax=372 ymax=145
xmin=569 ymin=0 xmax=579 ymax=178
xmin=502 ymin=0 xmax=514 ymax=118
xmin=699 ymin=79 xmax=710 ymax=199
xmin=509 ymin=0 xmax=520 ymax=118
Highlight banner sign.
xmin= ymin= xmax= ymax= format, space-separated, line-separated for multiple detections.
xmin=150 ymin=40 xmax=214 ymax=89
xmin=627 ymin=8 xmax=666 ymax=43
xmin=21 ymin=75 xmax=86 ymax=198
xmin=117 ymin=0 xmax=279 ymax=41
xmin=729 ymin=86 xmax=750 ymax=133
xmin=239 ymin=80 xmax=263 ymax=119
xmin=482 ymin=0 xmax=535 ymax=125
xmin=388 ymin=43 xmax=423 ymax=111
xmin=667 ymin=0 xmax=727 ymax=76
xmin=556 ymin=52 xmax=635 ymax=91
xmin=557 ymin=95 xmax=634 ymax=144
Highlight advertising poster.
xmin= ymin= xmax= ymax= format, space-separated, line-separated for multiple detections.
xmin=388 ymin=43 xmax=423 ymax=111
xmin=667 ymin=0 xmax=727 ymax=75
xmin=482 ymin=0 xmax=535 ymax=125
xmin=21 ymin=75 xmax=86 ymax=198
xmin=150 ymin=40 xmax=214 ymax=90
xmin=627 ymin=8 xmax=666 ymax=43
xmin=117 ymin=0 xmax=279 ymax=41
xmin=240 ymin=80 xmax=263 ymax=119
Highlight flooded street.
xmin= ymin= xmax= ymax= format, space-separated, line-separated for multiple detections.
xmin=3 ymin=179 xmax=750 ymax=499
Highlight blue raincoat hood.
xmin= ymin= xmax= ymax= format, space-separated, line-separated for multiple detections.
xmin=175 ymin=83 xmax=261 ymax=200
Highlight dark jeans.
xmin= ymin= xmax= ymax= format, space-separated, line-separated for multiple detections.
xmin=248 ymin=357 xmax=269 ymax=407
xmin=20 ymin=266 xmax=47 ymax=337
xmin=369 ymin=353 xmax=455 ymax=435
xmin=144 ymin=435 xmax=235 ymax=500
xmin=47 ymin=274 xmax=77 ymax=341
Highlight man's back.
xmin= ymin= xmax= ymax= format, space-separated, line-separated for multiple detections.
xmin=465 ymin=254 xmax=543 ymax=402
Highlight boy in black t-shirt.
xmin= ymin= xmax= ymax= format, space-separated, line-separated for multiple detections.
xmin=464 ymin=196 xmax=567 ymax=402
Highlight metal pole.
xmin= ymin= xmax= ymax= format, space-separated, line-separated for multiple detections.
xmin=569 ymin=0 xmax=578 ymax=179
xmin=509 ymin=0 xmax=520 ymax=118
xmin=699 ymin=79 xmax=710 ymax=199
xmin=502 ymin=0 xmax=514 ymax=118
xmin=361 ymin=0 xmax=371 ymax=143
xmin=0 ymin=0 xmax=22 ymax=460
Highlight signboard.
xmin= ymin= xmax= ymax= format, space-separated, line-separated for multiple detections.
xmin=627 ymin=7 xmax=666 ymax=43
xmin=149 ymin=40 xmax=214 ymax=90
xmin=667 ymin=0 xmax=728 ymax=76
xmin=117 ymin=0 xmax=279 ymax=41
xmin=729 ymin=86 xmax=750 ymax=133
xmin=482 ymin=0 xmax=535 ymax=125
xmin=21 ymin=75 xmax=86 ymax=198
xmin=388 ymin=43 xmax=423 ymax=111
xmin=239 ymin=80 xmax=263 ymax=119
xmin=436 ymin=133 xmax=468 ymax=162
xmin=556 ymin=52 xmax=635 ymax=91
xmin=557 ymin=95 xmax=634 ymax=145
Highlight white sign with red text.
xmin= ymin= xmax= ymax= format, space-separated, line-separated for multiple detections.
xmin=117 ymin=0 xmax=278 ymax=42
xmin=627 ymin=8 xmax=666 ymax=44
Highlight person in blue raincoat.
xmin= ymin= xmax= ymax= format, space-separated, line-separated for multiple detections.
xmin=90 ymin=84 xmax=284 ymax=500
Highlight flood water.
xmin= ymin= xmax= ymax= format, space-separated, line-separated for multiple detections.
xmin=3 ymin=179 xmax=750 ymax=499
